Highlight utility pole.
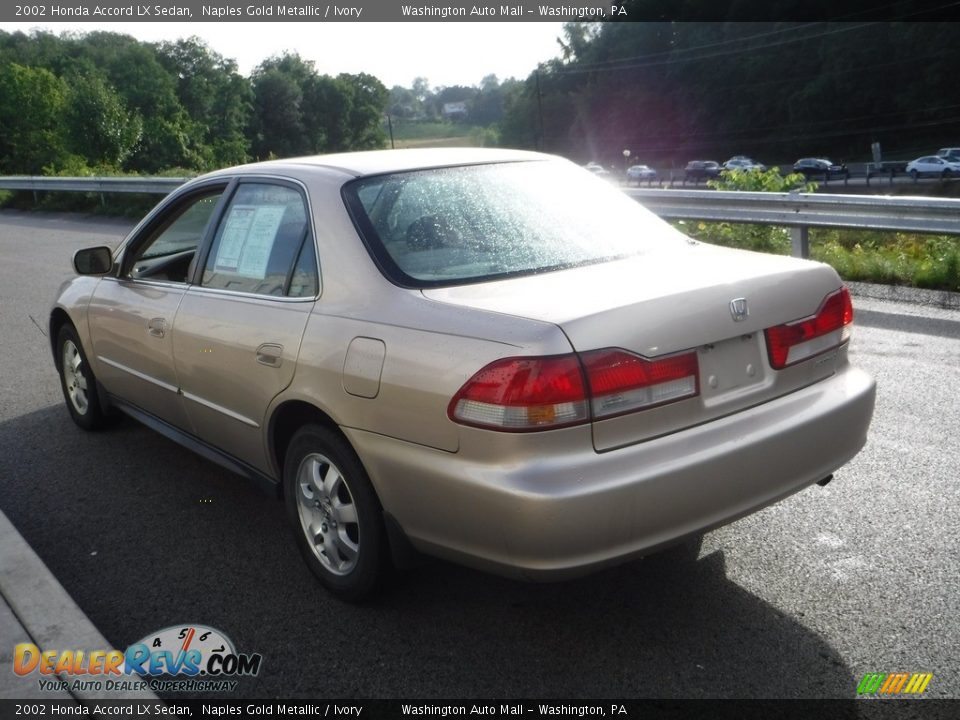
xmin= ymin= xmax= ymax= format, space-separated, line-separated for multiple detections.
xmin=387 ymin=112 xmax=395 ymax=149
xmin=535 ymin=65 xmax=545 ymax=151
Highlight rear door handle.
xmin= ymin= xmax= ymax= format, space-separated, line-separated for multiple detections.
xmin=147 ymin=317 xmax=167 ymax=338
xmin=256 ymin=343 xmax=283 ymax=368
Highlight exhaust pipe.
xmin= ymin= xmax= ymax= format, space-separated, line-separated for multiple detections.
xmin=816 ymin=474 xmax=834 ymax=487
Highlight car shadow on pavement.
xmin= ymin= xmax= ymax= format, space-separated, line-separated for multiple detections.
xmin=855 ymin=308 xmax=960 ymax=340
xmin=0 ymin=405 xmax=857 ymax=703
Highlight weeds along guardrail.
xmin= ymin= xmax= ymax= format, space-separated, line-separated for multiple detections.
xmin=2 ymin=176 xmax=959 ymax=260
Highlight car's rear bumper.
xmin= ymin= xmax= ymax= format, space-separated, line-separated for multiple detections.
xmin=345 ymin=364 xmax=875 ymax=580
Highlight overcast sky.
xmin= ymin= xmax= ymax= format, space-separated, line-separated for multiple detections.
xmin=7 ymin=22 xmax=567 ymax=88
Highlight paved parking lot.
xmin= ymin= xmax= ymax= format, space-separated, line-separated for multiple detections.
xmin=1 ymin=210 xmax=958 ymax=699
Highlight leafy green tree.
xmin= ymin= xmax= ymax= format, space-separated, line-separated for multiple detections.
xmin=337 ymin=73 xmax=387 ymax=150
xmin=251 ymin=55 xmax=387 ymax=158
xmin=63 ymin=72 xmax=142 ymax=167
xmin=251 ymin=65 xmax=308 ymax=158
xmin=389 ymin=85 xmax=421 ymax=119
xmin=707 ymin=167 xmax=816 ymax=193
xmin=0 ymin=63 xmax=68 ymax=173
xmin=68 ymin=33 xmax=196 ymax=171
xmin=470 ymin=74 xmax=505 ymax=126
xmin=682 ymin=168 xmax=818 ymax=254
xmin=156 ymin=37 xmax=252 ymax=168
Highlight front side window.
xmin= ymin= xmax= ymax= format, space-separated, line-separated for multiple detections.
xmin=344 ymin=160 xmax=683 ymax=288
xmin=126 ymin=189 xmax=224 ymax=283
xmin=202 ymin=183 xmax=317 ymax=297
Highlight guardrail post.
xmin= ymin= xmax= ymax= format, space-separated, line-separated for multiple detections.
xmin=791 ymin=226 xmax=810 ymax=259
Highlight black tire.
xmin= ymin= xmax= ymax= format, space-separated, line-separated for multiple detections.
xmin=283 ymin=424 xmax=389 ymax=601
xmin=942 ymin=169 xmax=952 ymax=179
xmin=910 ymin=169 xmax=919 ymax=180
xmin=56 ymin=324 xmax=108 ymax=431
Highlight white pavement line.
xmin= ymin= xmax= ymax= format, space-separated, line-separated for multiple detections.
xmin=0 ymin=510 xmax=158 ymax=702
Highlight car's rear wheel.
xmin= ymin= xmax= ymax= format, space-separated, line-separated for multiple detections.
xmin=56 ymin=324 xmax=108 ymax=431
xmin=284 ymin=424 xmax=388 ymax=601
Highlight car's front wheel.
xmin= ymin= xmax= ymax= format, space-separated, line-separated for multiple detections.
xmin=56 ymin=324 xmax=108 ymax=431
xmin=284 ymin=424 xmax=389 ymax=601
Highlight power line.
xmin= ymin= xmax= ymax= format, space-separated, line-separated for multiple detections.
xmin=560 ymin=21 xmax=824 ymax=70
xmin=550 ymin=22 xmax=880 ymax=75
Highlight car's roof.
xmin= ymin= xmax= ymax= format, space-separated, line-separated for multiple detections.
xmin=205 ymin=148 xmax=552 ymax=181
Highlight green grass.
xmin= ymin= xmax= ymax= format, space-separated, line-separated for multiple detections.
xmin=811 ymin=229 xmax=960 ymax=291
xmin=678 ymin=221 xmax=960 ymax=292
xmin=391 ymin=136 xmax=474 ymax=149
xmin=388 ymin=121 xmax=473 ymax=141
xmin=385 ymin=120 xmax=501 ymax=149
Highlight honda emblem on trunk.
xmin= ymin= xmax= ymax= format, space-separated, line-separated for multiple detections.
xmin=730 ymin=298 xmax=749 ymax=322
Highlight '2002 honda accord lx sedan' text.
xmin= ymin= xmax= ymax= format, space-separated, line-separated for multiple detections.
xmin=51 ymin=149 xmax=876 ymax=600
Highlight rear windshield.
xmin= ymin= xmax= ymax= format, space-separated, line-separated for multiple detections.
xmin=343 ymin=160 xmax=683 ymax=287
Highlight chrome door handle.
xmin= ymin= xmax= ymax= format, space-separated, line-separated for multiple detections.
xmin=147 ymin=317 xmax=167 ymax=338
xmin=256 ymin=343 xmax=283 ymax=368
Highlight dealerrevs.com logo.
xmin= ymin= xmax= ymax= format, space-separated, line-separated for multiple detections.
xmin=857 ymin=672 xmax=933 ymax=697
xmin=13 ymin=624 xmax=263 ymax=693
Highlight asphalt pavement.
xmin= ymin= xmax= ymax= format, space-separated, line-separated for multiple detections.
xmin=1 ymin=210 xmax=958 ymax=702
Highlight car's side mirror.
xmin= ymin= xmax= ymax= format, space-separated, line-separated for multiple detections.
xmin=73 ymin=246 xmax=114 ymax=275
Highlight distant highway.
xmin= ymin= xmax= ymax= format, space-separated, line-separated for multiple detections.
xmin=628 ymin=171 xmax=960 ymax=194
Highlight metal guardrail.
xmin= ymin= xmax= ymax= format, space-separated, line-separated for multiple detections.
xmin=0 ymin=176 xmax=188 ymax=194
xmin=628 ymin=188 xmax=960 ymax=233
xmin=628 ymin=188 xmax=960 ymax=258
xmin=1 ymin=176 xmax=958 ymax=260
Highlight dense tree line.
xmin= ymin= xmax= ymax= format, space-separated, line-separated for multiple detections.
xmin=0 ymin=30 xmax=387 ymax=176
xmin=499 ymin=20 xmax=960 ymax=168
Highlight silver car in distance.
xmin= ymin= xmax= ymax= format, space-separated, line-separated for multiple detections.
xmin=51 ymin=149 xmax=876 ymax=600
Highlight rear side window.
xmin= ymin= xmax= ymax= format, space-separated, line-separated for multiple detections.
xmin=202 ymin=183 xmax=318 ymax=297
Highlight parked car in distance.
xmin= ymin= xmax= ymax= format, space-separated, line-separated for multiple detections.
xmin=684 ymin=160 xmax=721 ymax=182
xmin=626 ymin=164 xmax=657 ymax=184
xmin=723 ymin=156 xmax=766 ymax=172
xmin=935 ymin=147 xmax=960 ymax=162
xmin=584 ymin=161 xmax=609 ymax=175
xmin=793 ymin=158 xmax=849 ymax=179
xmin=52 ymin=148 xmax=876 ymax=601
xmin=907 ymin=155 xmax=960 ymax=178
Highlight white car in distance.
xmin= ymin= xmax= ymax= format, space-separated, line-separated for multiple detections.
xmin=905 ymin=155 xmax=960 ymax=178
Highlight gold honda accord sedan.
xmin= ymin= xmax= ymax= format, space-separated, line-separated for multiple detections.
xmin=51 ymin=149 xmax=876 ymax=600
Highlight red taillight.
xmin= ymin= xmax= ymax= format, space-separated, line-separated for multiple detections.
xmin=581 ymin=349 xmax=699 ymax=419
xmin=448 ymin=349 xmax=699 ymax=431
xmin=764 ymin=287 xmax=853 ymax=370
xmin=448 ymin=355 xmax=589 ymax=431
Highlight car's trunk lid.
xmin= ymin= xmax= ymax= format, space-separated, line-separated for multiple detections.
xmin=423 ymin=242 xmax=847 ymax=451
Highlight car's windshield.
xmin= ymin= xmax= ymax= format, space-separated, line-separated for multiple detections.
xmin=344 ymin=160 xmax=684 ymax=287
